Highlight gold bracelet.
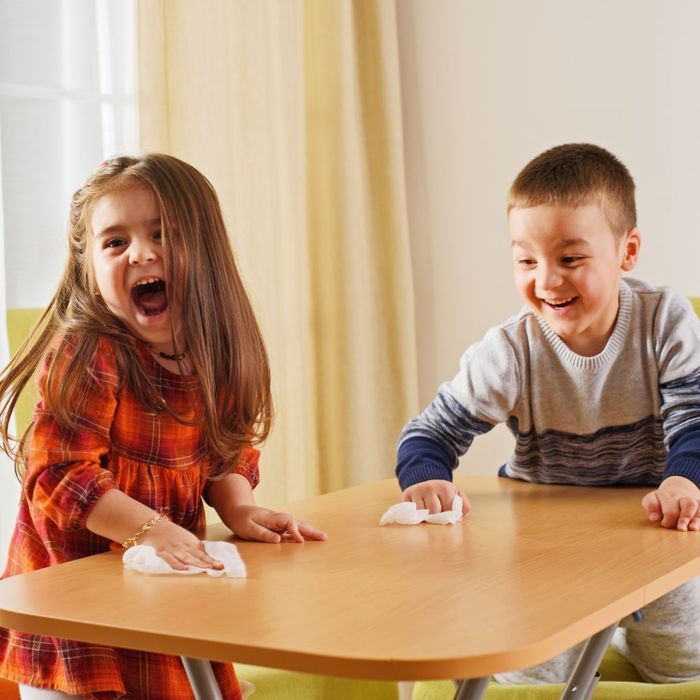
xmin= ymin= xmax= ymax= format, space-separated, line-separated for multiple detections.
xmin=121 ymin=513 xmax=169 ymax=549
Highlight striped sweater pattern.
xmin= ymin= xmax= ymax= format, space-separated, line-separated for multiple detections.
xmin=397 ymin=279 xmax=700 ymax=490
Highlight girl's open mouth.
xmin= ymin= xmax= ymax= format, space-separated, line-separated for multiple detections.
xmin=131 ymin=278 xmax=168 ymax=316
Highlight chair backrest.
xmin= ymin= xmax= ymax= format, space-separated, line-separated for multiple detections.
xmin=691 ymin=298 xmax=700 ymax=320
xmin=6 ymin=307 xmax=44 ymax=434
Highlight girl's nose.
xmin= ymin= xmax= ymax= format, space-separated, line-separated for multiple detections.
xmin=129 ymin=239 xmax=158 ymax=265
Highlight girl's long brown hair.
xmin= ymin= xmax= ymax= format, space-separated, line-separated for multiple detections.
xmin=0 ymin=154 xmax=272 ymax=479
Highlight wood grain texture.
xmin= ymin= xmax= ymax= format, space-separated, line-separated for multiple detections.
xmin=1 ymin=476 xmax=700 ymax=680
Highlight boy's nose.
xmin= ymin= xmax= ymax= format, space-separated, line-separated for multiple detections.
xmin=535 ymin=264 xmax=563 ymax=292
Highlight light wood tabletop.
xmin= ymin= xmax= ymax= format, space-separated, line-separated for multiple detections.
xmin=2 ymin=476 xmax=700 ymax=683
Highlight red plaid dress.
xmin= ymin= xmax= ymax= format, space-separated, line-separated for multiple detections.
xmin=0 ymin=339 xmax=259 ymax=699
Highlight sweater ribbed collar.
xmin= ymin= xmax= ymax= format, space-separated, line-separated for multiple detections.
xmin=534 ymin=279 xmax=633 ymax=369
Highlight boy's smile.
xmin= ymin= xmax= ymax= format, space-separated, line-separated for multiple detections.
xmin=509 ymin=202 xmax=640 ymax=356
xmin=90 ymin=185 xmax=181 ymax=355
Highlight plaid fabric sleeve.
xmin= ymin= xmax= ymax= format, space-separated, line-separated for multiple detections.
xmin=23 ymin=342 xmax=119 ymax=531
xmin=232 ymin=446 xmax=260 ymax=489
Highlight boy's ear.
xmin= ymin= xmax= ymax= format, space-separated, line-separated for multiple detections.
xmin=620 ymin=228 xmax=641 ymax=272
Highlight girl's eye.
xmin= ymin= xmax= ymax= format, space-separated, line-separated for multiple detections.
xmin=153 ymin=230 xmax=162 ymax=241
xmin=105 ymin=238 xmax=126 ymax=249
xmin=517 ymin=258 xmax=536 ymax=268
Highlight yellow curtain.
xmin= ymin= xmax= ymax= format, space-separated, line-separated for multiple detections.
xmin=138 ymin=0 xmax=417 ymax=506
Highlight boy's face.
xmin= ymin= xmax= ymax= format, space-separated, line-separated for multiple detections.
xmin=508 ymin=202 xmax=640 ymax=356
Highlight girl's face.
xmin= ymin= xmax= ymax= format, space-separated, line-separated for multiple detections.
xmin=90 ymin=185 xmax=181 ymax=353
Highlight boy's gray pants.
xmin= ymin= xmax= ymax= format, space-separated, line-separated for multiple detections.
xmin=495 ymin=576 xmax=700 ymax=685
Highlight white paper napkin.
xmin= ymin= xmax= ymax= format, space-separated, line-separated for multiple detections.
xmin=122 ymin=541 xmax=247 ymax=578
xmin=379 ymin=494 xmax=464 ymax=526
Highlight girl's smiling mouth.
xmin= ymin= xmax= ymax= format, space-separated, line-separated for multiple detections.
xmin=131 ymin=277 xmax=168 ymax=316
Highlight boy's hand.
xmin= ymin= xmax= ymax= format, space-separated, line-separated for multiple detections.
xmin=402 ymin=479 xmax=471 ymax=515
xmin=641 ymin=476 xmax=700 ymax=531
xmin=226 ymin=505 xmax=328 ymax=543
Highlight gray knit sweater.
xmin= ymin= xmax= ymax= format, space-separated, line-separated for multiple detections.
xmin=397 ymin=278 xmax=700 ymax=490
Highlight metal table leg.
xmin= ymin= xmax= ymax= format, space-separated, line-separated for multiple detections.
xmin=181 ymin=657 xmax=224 ymax=700
xmin=449 ymin=620 xmax=619 ymax=700
xmin=453 ymin=675 xmax=491 ymax=700
xmin=179 ymin=620 xmax=616 ymax=700
xmin=559 ymin=621 xmax=619 ymax=699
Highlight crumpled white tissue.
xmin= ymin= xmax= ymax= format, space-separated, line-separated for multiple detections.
xmin=379 ymin=494 xmax=463 ymax=526
xmin=122 ymin=541 xmax=247 ymax=578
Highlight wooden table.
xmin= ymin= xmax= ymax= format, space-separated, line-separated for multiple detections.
xmin=2 ymin=476 xmax=700 ymax=700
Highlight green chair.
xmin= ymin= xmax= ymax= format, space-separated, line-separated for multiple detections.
xmin=235 ymin=644 xmax=700 ymax=699
xmin=7 ymin=304 xmax=700 ymax=699
xmin=6 ymin=307 xmax=43 ymax=435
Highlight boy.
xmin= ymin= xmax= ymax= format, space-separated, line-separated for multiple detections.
xmin=396 ymin=143 xmax=700 ymax=684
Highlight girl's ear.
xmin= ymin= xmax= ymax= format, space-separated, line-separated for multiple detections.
xmin=620 ymin=228 xmax=641 ymax=272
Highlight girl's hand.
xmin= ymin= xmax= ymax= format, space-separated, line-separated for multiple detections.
xmin=226 ymin=505 xmax=328 ymax=543
xmin=402 ymin=479 xmax=471 ymax=515
xmin=139 ymin=519 xmax=224 ymax=571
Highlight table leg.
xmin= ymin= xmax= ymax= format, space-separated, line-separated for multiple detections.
xmin=453 ymin=676 xmax=491 ymax=700
xmin=181 ymin=656 xmax=224 ymax=700
xmin=558 ymin=621 xmax=619 ymax=700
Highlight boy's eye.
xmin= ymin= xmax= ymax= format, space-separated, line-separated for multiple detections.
xmin=561 ymin=256 xmax=584 ymax=265
xmin=517 ymin=258 xmax=536 ymax=268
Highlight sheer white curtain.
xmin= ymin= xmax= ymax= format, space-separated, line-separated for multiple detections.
xmin=0 ymin=0 xmax=138 ymax=563
xmin=0 ymin=126 xmax=17 ymax=566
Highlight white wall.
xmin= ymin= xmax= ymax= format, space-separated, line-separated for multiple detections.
xmin=397 ymin=0 xmax=700 ymax=474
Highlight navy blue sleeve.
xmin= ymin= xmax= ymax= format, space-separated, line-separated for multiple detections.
xmin=664 ymin=426 xmax=700 ymax=486
xmin=396 ymin=436 xmax=456 ymax=491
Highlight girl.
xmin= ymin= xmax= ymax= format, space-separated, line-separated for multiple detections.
xmin=0 ymin=154 xmax=326 ymax=699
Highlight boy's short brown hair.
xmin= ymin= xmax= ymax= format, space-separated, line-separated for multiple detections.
xmin=508 ymin=143 xmax=636 ymax=236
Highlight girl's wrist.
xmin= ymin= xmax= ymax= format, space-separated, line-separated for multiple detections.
xmin=121 ymin=513 xmax=169 ymax=549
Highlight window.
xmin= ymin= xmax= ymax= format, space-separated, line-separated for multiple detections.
xmin=0 ymin=0 xmax=138 ymax=563
xmin=0 ymin=0 xmax=138 ymax=309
